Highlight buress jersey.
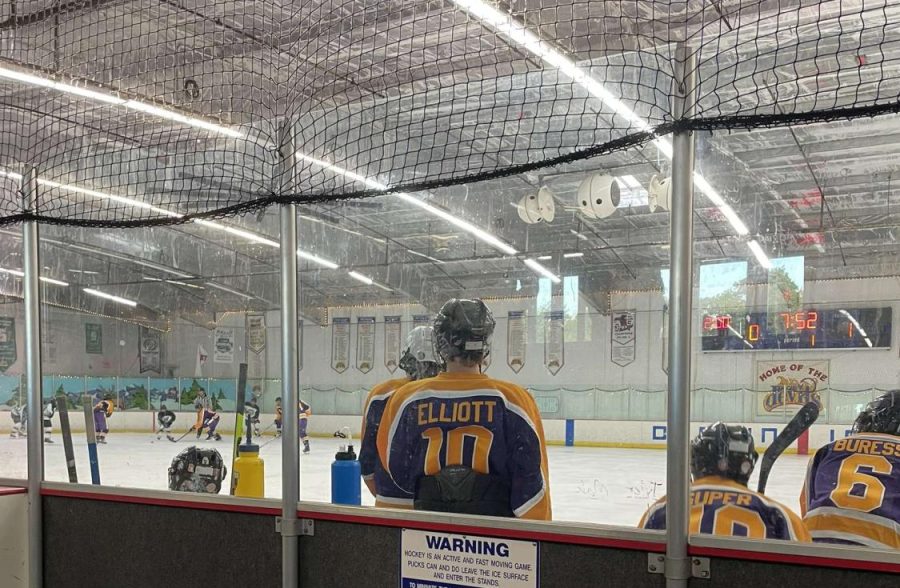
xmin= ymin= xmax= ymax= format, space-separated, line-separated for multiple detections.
xmin=359 ymin=377 xmax=411 ymax=505
xmin=640 ymin=476 xmax=810 ymax=541
xmin=802 ymin=433 xmax=900 ymax=548
xmin=376 ymin=372 xmax=551 ymax=519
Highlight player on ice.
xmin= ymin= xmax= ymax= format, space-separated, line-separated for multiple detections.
xmin=43 ymin=399 xmax=56 ymax=443
xmin=245 ymin=393 xmax=261 ymax=438
xmin=377 ymin=298 xmax=552 ymax=519
xmin=360 ymin=325 xmax=440 ymax=501
xmin=801 ymin=390 xmax=900 ymax=548
xmin=194 ymin=388 xmax=221 ymax=441
xmin=156 ymin=404 xmax=176 ymax=441
xmin=93 ymin=394 xmax=115 ymax=444
xmin=639 ymin=423 xmax=810 ymax=541
xmin=274 ymin=396 xmax=312 ymax=453
xmin=9 ymin=399 xmax=26 ymax=438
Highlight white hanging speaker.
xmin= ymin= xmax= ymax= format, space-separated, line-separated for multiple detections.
xmin=516 ymin=194 xmax=542 ymax=224
xmin=577 ymin=174 xmax=620 ymax=219
xmin=537 ymin=186 xmax=555 ymax=222
xmin=648 ymin=174 xmax=672 ymax=212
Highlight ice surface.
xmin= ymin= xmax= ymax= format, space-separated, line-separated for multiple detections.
xmin=0 ymin=433 xmax=811 ymax=527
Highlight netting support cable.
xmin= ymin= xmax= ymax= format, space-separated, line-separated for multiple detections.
xmin=278 ymin=124 xmax=301 ymax=588
xmin=22 ymin=166 xmax=44 ymax=588
xmin=664 ymin=44 xmax=697 ymax=588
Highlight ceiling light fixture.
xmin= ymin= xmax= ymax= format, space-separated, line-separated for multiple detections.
xmin=0 ymin=267 xmax=69 ymax=286
xmin=83 ymin=287 xmax=137 ymax=307
xmin=205 ymin=282 xmax=254 ymax=299
xmin=298 ymin=250 xmax=340 ymax=269
xmin=523 ymin=259 xmax=561 ymax=283
xmin=536 ymin=255 xmax=552 ymax=260
xmin=407 ymin=249 xmax=445 ymax=264
xmin=563 ymin=252 xmax=584 ymax=258
xmin=747 ymin=239 xmax=772 ymax=269
xmin=348 ymin=271 xmax=374 ymax=285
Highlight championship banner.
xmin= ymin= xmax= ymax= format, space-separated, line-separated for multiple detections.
xmin=756 ymin=359 xmax=828 ymax=417
xmin=246 ymin=314 xmax=266 ymax=377
xmin=213 ymin=328 xmax=234 ymax=364
xmin=413 ymin=314 xmax=431 ymax=328
xmin=611 ymin=310 xmax=636 ymax=367
xmin=139 ymin=327 xmax=161 ymax=374
xmin=384 ymin=316 xmax=402 ymax=373
xmin=0 ymin=317 xmax=16 ymax=372
xmin=356 ymin=316 xmax=376 ymax=373
xmin=507 ymin=310 xmax=526 ymax=373
xmin=85 ymin=323 xmax=103 ymax=354
xmin=331 ymin=317 xmax=351 ymax=373
xmin=544 ymin=310 xmax=565 ymax=375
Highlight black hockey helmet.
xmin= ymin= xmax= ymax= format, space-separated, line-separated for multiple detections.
xmin=690 ymin=423 xmax=758 ymax=486
xmin=433 ymin=298 xmax=495 ymax=364
xmin=168 ymin=447 xmax=227 ymax=493
xmin=852 ymin=390 xmax=900 ymax=436
xmin=160 ymin=404 xmax=168 ymax=411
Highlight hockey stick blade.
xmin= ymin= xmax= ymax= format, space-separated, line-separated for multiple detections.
xmin=756 ymin=401 xmax=820 ymax=494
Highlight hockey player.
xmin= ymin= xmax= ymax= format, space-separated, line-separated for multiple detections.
xmin=801 ymin=390 xmax=900 ymax=548
xmin=361 ymin=325 xmax=440 ymax=501
xmin=639 ymin=423 xmax=810 ymax=541
xmin=274 ymin=396 xmax=312 ymax=453
xmin=9 ymin=399 xmax=26 ymax=438
xmin=244 ymin=394 xmax=261 ymax=438
xmin=377 ymin=298 xmax=552 ymax=519
xmin=42 ymin=399 xmax=56 ymax=443
xmin=93 ymin=394 xmax=115 ymax=444
xmin=274 ymin=396 xmax=283 ymax=437
xmin=156 ymin=404 xmax=176 ymax=441
xmin=194 ymin=388 xmax=221 ymax=441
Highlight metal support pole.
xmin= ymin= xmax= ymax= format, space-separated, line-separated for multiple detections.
xmin=279 ymin=124 xmax=300 ymax=587
xmin=665 ymin=44 xmax=697 ymax=588
xmin=22 ymin=167 xmax=43 ymax=588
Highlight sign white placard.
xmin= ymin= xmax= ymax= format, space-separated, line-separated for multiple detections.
xmin=756 ymin=359 xmax=828 ymax=417
xmin=544 ymin=311 xmax=564 ymax=375
xmin=400 ymin=529 xmax=538 ymax=588
xmin=610 ymin=310 xmax=636 ymax=367
xmin=507 ymin=310 xmax=526 ymax=373
xmin=384 ymin=316 xmax=402 ymax=373
xmin=213 ymin=328 xmax=234 ymax=364
xmin=331 ymin=317 xmax=351 ymax=373
xmin=357 ymin=316 xmax=376 ymax=373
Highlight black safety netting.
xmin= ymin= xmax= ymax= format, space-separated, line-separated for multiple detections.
xmin=0 ymin=0 xmax=897 ymax=227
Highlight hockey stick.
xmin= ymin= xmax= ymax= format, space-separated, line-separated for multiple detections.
xmin=171 ymin=426 xmax=196 ymax=443
xmin=757 ymin=401 xmax=820 ymax=494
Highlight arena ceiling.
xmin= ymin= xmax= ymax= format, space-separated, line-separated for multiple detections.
xmin=0 ymin=0 xmax=897 ymax=327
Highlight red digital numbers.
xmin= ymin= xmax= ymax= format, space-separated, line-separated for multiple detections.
xmin=779 ymin=311 xmax=819 ymax=331
xmin=703 ymin=315 xmax=732 ymax=331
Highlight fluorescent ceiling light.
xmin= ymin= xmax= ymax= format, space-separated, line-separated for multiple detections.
xmin=536 ymin=255 xmax=552 ymax=260
xmin=193 ymin=219 xmax=278 ymax=246
xmin=83 ymin=287 xmax=137 ymax=307
xmin=0 ymin=267 xmax=69 ymax=286
xmin=523 ymin=259 xmax=561 ymax=283
xmin=407 ymin=249 xmax=445 ymax=264
xmin=206 ymin=282 xmax=254 ymax=299
xmin=142 ymin=276 xmax=204 ymax=290
xmin=348 ymin=271 xmax=374 ymax=285
xmin=563 ymin=252 xmax=584 ymax=258
xmin=68 ymin=269 xmax=100 ymax=275
xmin=298 ymin=250 xmax=340 ymax=269
xmin=747 ymin=239 xmax=772 ymax=269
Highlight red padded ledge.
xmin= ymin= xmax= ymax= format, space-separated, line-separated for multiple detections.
xmin=41 ymin=487 xmax=279 ymax=516
xmin=689 ymin=545 xmax=900 ymax=574
xmin=0 ymin=487 xmax=26 ymax=496
xmin=297 ymin=509 xmax=665 ymax=553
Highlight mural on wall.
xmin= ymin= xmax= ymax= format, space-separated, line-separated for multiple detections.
xmin=507 ymin=310 xmax=526 ymax=373
xmin=544 ymin=311 xmax=565 ymax=375
xmin=356 ymin=316 xmax=375 ymax=374
xmin=85 ymin=323 xmax=103 ymax=354
xmin=118 ymin=378 xmax=150 ymax=410
xmin=0 ymin=317 xmax=16 ymax=371
xmin=756 ymin=359 xmax=828 ymax=417
xmin=611 ymin=310 xmax=636 ymax=367
xmin=384 ymin=316 xmax=401 ymax=373
xmin=331 ymin=317 xmax=350 ymax=373
xmin=179 ymin=378 xmax=210 ymax=411
xmin=0 ymin=374 xmax=21 ymax=407
xmin=214 ymin=328 xmax=235 ymax=364
xmin=139 ymin=327 xmax=161 ymax=373
xmin=148 ymin=378 xmax=179 ymax=410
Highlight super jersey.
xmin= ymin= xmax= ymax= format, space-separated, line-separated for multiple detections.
xmin=801 ymin=433 xmax=900 ymax=548
xmin=376 ymin=372 xmax=551 ymax=520
xmin=640 ymin=477 xmax=811 ymax=541
xmin=359 ymin=377 xmax=410 ymax=504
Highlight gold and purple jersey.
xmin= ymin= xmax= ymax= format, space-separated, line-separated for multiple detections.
xmin=376 ymin=372 xmax=551 ymax=520
xmin=801 ymin=433 xmax=900 ymax=549
xmin=640 ymin=476 xmax=811 ymax=541
xmin=359 ymin=377 xmax=410 ymax=506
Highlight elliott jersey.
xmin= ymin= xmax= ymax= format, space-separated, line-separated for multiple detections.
xmin=640 ymin=476 xmax=811 ymax=541
xmin=94 ymin=400 xmax=115 ymax=417
xmin=359 ymin=377 xmax=410 ymax=506
xmin=801 ymin=433 xmax=900 ymax=549
xmin=376 ymin=372 xmax=551 ymax=520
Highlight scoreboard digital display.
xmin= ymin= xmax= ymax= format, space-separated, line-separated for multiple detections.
xmin=701 ymin=307 xmax=892 ymax=351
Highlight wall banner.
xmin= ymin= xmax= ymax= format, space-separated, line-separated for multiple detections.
xmin=85 ymin=323 xmax=103 ymax=354
xmin=0 ymin=317 xmax=16 ymax=371
xmin=610 ymin=310 xmax=636 ymax=367
xmin=213 ymin=328 xmax=234 ymax=364
xmin=384 ymin=316 xmax=402 ymax=373
xmin=400 ymin=529 xmax=538 ymax=588
xmin=756 ymin=359 xmax=828 ymax=417
xmin=357 ymin=316 xmax=376 ymax=374
xmin=139 ymin=327 xmax=161 ymax=374
xmin=413 ymin=314 xmax=432 ymax=329
xmin=246 ymin=314 xmax=266 ymax=377
xmin=507 ymin=310 xmax=526 ymax=373
xmin=332 ymin=317 xmax=351 ymax=373
xmin=544 ymin=311 xmax=565 ymax=375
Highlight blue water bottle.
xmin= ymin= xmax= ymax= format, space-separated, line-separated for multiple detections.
xmin=331 ymin=433 xmax=361 ymax=506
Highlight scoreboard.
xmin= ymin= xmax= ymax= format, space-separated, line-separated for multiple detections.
xmin=701 ymin=307 xmax=892 ymax=351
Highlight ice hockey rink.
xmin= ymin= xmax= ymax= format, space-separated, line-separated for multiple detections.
xmin=0 ymin=433 xmax=811 ymax=527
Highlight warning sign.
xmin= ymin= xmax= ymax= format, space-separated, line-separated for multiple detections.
xmin=400 ymin=529 xmax=538 ymax=588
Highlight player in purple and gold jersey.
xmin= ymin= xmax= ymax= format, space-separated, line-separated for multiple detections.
xmin=640 ymin=423 xmax=810 ymax=541
xmin=377 ymin=299 xmax=551 ymax=520
xmin=801 ymin=390 xmax=900 ymax=549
